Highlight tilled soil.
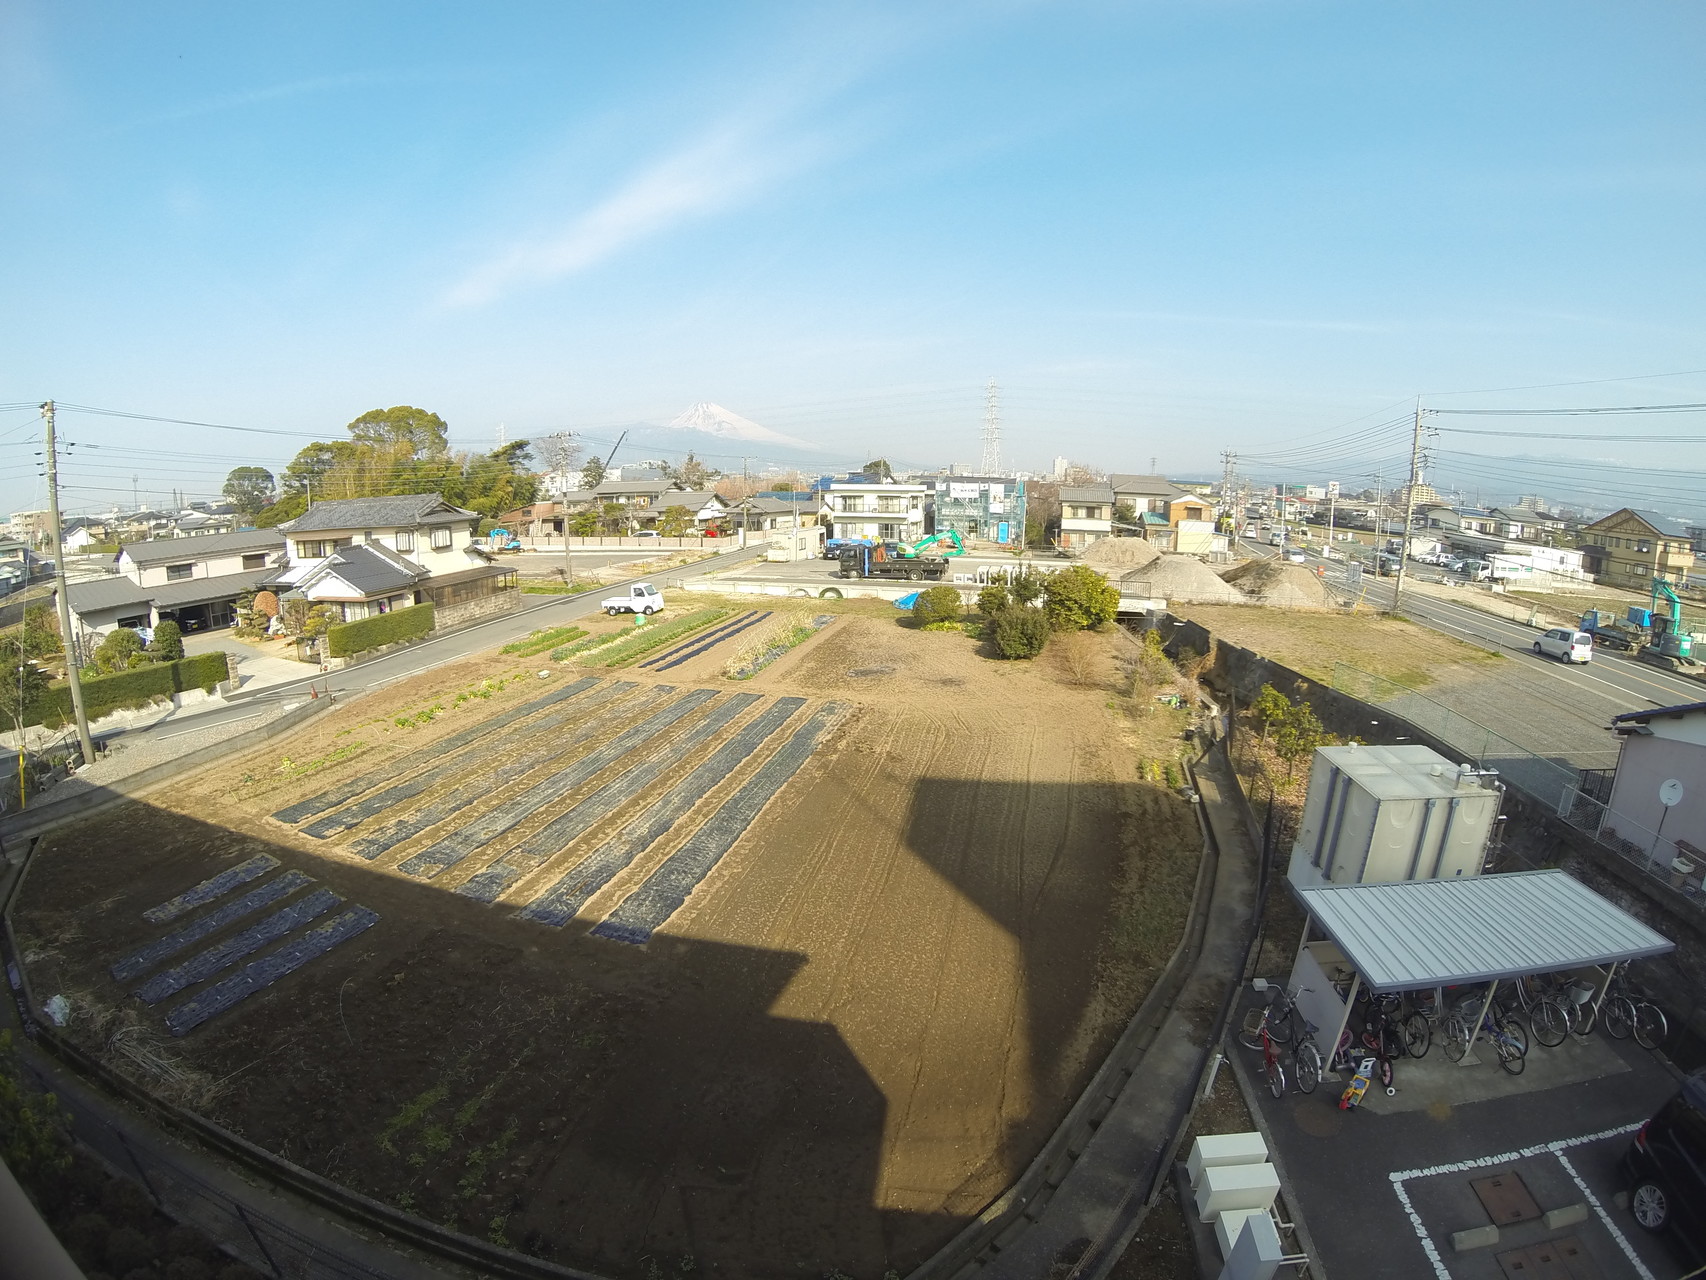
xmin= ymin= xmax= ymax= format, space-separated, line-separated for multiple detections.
xmin=17 ymin=615 xmax=1200 ymax=1280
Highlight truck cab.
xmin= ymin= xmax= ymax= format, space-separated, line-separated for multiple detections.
xmin=602 ymin=582 xmax=663 ymax=615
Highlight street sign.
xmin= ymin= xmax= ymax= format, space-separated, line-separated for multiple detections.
xmin=1327 ymin=480 xmax=1340 ymax=499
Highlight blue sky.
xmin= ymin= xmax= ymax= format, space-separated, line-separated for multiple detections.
xmin=3 ymin=1 xmax=1704 ymax=516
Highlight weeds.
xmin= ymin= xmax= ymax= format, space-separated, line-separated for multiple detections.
xmin=379 ymin=1084 xmax=449 ymax=1155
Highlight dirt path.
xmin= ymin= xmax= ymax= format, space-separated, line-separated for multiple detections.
xmin=16 ymin=614 xmax=1199 ymax=1279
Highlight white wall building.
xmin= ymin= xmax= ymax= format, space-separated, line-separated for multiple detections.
xmin=822 ymin=481 xmax=928 ymax=543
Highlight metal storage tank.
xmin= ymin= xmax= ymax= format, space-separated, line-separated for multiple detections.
xmin=1286 ymin=744 xmax=1501 ymax=890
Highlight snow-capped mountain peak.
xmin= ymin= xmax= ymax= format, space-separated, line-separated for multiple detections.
xmin=666 ymin=402 xmax=816 ymax=450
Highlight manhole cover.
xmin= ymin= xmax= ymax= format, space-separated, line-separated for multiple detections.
xmin=1472 ymin=1171 xmax=1543 ymax=1225
xmin=848 ymin=666 xmax=895 ymax=677
xmin=1495 ymin=1235 xmax=1597 ymax=1280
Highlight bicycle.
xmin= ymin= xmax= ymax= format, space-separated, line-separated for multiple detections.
xmin=1444 ymin=999 xmax=1527 ymax=1074
xmin=1238 ymin=985 xmax=1289 ymax=1098
xmin=1600 ymin=965 xmax=1669 ymax=1050
xmin=1499 ymin=972 xmax=1572 ymax=1049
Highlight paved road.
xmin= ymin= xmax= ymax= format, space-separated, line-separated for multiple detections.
xmin=108 ymin=546 xmax=767 ymax=747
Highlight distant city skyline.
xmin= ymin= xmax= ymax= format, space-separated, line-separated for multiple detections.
xmin=5 ymin=3 xmax=1704 ymax=519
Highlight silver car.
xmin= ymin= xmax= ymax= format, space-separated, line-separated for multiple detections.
xmin=1534 ymin=628 xmax=1594 ymax=663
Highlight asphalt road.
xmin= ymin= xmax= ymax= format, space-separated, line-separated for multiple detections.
xmin=109 ymin=546 xmax=767 ymax=746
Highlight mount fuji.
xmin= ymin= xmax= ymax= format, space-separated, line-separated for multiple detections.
xmin=665 ymin=402 xmax=819 ymax=451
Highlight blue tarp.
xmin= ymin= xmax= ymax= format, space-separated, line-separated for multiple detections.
xmin=895 ymin=592 xmax=921 ymax=610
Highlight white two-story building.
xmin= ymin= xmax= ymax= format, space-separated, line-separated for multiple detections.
xmin=822 ymin=480 xmax=928 ymax=543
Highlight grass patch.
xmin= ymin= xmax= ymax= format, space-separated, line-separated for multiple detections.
xmin=1178 ymin=603 xmax=1503 ymax=687
xmin=723 ymin=614 xmax=831 ymax=680
xmin=520 ymin=580 xmax=600 ymax=595
xmin=575 ymin=608 xmax=730 ymax=668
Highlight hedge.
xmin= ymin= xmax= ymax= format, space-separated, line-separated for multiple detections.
xmin=28 ymin=651 xmax=229 ymax=728
xmin=326 ymin=603 xmax=435 ymax=658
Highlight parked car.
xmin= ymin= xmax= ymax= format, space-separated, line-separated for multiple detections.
xmin=601 ymin=582 xmax=663 ymax=615
xmin=1534 ymin=628 xmax=1594 ymax=664
xmin=1622 ymin=1070 xmax=1706 ymax=1266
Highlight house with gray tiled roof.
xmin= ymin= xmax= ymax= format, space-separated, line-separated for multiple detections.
xmin=62 ymin=528 xmax=287 ymax=641
xmin=268 ymin=493 xmax=515 ymax=626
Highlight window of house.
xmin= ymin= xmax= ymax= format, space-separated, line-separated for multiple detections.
xmin=430 ymin=527 xmax=452 ymax=550
xmin=241 ymin=553 xmax=268 ymax=570
xmin=395 ymin=531 xmax=415 ymax=552
xmin=117 ymin=613 xmax=148 ymax=629
xmin=1636 ymin=540 xmax=1652 ymax=553
xmin=166 ymin=563 xmax=193 ymax=581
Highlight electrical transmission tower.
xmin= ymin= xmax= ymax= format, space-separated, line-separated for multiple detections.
xmin=980 ymin=379 xmax=1002 ymax=475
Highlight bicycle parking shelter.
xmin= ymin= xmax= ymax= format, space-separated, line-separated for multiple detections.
xmin=1285 ymin=869 xmax=1674 ymax=1064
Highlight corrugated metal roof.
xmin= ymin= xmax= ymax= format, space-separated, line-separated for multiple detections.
xmin=64 ymin=577 xmax=153 ymax=613
xmin=1293 ymin=870 xmax=1673 ymax=991
xmin=121 ymin=529 xmax=284 ymax=565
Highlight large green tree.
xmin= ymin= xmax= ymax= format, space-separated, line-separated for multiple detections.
xmin=346 ymin=406 xmax=450 ymax=455
xmin=223 ymin=466 xmax=277 ymax=520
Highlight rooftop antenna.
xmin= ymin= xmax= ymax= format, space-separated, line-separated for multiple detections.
xmin=980 ymin=378 xmax=1002 ymax=475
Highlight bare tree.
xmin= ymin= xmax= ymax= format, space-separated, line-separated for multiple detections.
xmin=536 ymin=432 xmax=582 ymax=486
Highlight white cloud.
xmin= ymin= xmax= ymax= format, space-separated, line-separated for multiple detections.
xmin=443 ymin=116 xmax=826 ymax=308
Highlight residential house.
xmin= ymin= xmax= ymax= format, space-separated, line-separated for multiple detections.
xmin=741 ymin=494 xmax=822 ymax=532
xmin=822 ymin=480 xmax=928 ymax=543
xmin=61 ymin=528 xmax=287 ymax=642
xmin=1167 ymin=495 xmax=1217 ymax=555
xmin=1489 ymin=506 xmax=1567 ymax=542
xmin=1058 ymin=485 xmax=1115 ymax=550
xmin=172 ymin=509 xmax=237 ymax=537
xmin=541 ymin=480 xmax=724 ymax=534
xmin=1110 ymin=473 xmax=1190 ymax=517
xmin=927 ymin=475 xmax=1027 ymax=546
xmin=60 ymin=517 xmax=109 ymax=553
xmin=268 ymin=494 xmax=515 ymax=625
xmin=1603 ymin=700 xmax=1706 ymax=875
xmin=1578 ymin=508 xmax=1697 ymax=591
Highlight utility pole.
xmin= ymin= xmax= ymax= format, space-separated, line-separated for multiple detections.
xmin=1327 ymin=479 xmax=1339 ymax=552
xmin=40 ymin=403 xmax=95 ymax=768
xmin=1392 ymin=401 xmax=1427 ymax=608
xmin=1219 ymin=451 xmax=1237 ymax=534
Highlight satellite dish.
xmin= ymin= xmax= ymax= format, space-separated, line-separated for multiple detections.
xmin=1659 ymin=779 xmax=1685 ymax=807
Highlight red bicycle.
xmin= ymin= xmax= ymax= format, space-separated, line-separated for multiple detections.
xmin=1238 ymin=986 xmax=1290 ymax=1098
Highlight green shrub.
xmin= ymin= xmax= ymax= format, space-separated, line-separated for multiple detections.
xmin=92 ymin=628 xmax=144 ymax=674
xmin=26 ymin=652 xmax=227 ymax=728
xmin=147 ymin=619 xmax=184 ymax=662
xmin=1009 ymin=568 xmax=1047 ymax=606
xmin=325 ymin=603 xmax=435 ymax=658
xmin=976 ymin=583 xmax=1010 ymax=615
xmin=1042 ymin=564 xmax=1119 ymax=631
xmin=911 ymin=585 xmax=962 ymax=627
xmin=992 ymin=606 xmax=1051 ymax=659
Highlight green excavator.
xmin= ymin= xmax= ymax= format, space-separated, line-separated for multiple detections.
xmin=893 ymin=530 xmax=966 ymax=559
xmin=1639 ymin=578 xmax=1698 ymax=672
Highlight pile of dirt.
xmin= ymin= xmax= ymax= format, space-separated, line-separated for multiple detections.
xmin=1084 ymin=538 xmax=1160 ymax=570
xmin=1120 ymin=554 xmax=1242 ymax=604
xmin=1219 ymin=559 xmax=1333 ymax=608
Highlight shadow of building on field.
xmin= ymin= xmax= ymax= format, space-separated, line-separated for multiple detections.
xmin=13 ymin=766 xmax=1160 ymax=1278
xmin=14 ymin=800 xmax=920 ymax=1277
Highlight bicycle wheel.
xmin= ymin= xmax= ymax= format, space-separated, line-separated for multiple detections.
xmin=1569 ymin=1000 xmax=1597 ymax=1038
xmin=1529 ymin=999 xmax=1569 ymax=1048
xmin=1292 ymin=1041 xmax=1322 ymax=1094
xmin=1496 ymin=1035 xmax=1526 ymax=1076
xmin=1602 ymin=995 xmax=1636 ymax=1040
xmin=1403 ymin=1011 xmax=1431 ymax=1059
xmin=1497 ymin=1016 xmax=1529 ymax=1057
xmin=1265 ymin=1054 xmax=1286 ymax=1098
xmin=1267 ymin=1002 xmax=1295 ymax=1045
xmin=1634 ymin=1002 xmax=1669 ymax=1051
xmin=1442 ymin=1015 xmax=1469 ymax=1062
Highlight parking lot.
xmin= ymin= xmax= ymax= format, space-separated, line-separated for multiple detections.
xmin=1233 ymin=1009 xmax=1688 ymax=1278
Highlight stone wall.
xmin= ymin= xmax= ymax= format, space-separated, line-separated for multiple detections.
xmin=435 ymin=589 xmax=520 ymax=632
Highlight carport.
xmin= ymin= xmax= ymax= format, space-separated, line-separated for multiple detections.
xmin=1285 ymin=869 xmax=1674 ymax=1064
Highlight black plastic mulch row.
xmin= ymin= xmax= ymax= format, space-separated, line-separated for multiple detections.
xmin=142 ymin=854 xmax=280 ymax=924
xmin=650 ymin=611 xmax=777 ymax=673
xmin=635 ymin=611 xmax=761 ymax=668
xmin=114 ymin=870 xmax=315 ymax=983
xmin=137 ymin=888 xmax=344 ymax=1006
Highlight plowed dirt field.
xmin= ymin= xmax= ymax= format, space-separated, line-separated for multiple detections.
xmin=17 ymin=606 xmax=1201 ymax=1279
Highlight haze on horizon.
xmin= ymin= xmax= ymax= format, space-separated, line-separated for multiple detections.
xmin=3 ymin=2 xmax=1704 ymax=517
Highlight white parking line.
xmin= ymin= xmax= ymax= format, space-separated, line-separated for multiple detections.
xmin=1389 ymin=1121 xmax=1650 ymax=1279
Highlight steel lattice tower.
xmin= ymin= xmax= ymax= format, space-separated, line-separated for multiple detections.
xmin=981 ymin=379 xmax=1002 ymax=474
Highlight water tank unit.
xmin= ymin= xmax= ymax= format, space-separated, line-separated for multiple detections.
xmin=1287 ymin=745 xmax=1501 ymax=890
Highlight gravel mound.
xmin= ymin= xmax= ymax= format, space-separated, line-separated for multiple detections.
xmin=1220 ymin=559 xmax=1333 ymax=608
xmin=1084 ymin=538 xmax=1160 ymax=570
xmin=1120 ymin=555 xmax=1241 ymax=604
